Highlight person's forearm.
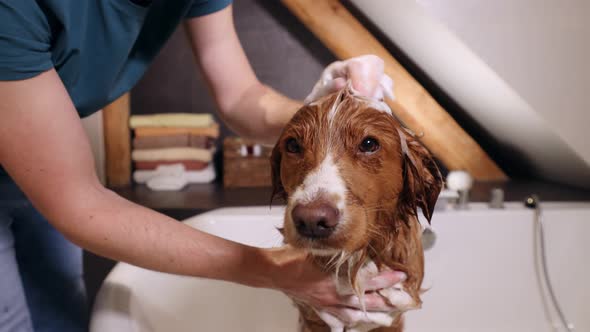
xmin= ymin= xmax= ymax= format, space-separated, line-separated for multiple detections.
xmin=218 ymin=83 xmax=302 ymax=144
xmin=46 ymin=182 xmax=277 ymax=288
xmin=184 ymin=8 xmax=301 ymax=144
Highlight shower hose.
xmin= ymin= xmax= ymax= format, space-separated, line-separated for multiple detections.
xmin=525 ymin=195 xmax=574 ymax=332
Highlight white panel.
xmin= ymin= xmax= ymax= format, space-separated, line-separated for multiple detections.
xmin=81 ymin=111 xmax=106 ymax=184
xmin=350 ymin=0 xmax=590 ymax=188
xmin=416 ymin=0 xmax=590 ymax=163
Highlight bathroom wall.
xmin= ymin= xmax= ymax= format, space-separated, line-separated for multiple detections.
xmin=415 ymin=0 xmax=590 ymax=164
xmin=127 ymin=0 xmax=589 ymax=188
xmin=350 ymin=0 xmax=590 ymax=188
xmin=131 ymin=0 xmax=334 ymax=138
xmin=82 ymin=0 xmax=336 ymax=187
xmin=81 ymin=111 xmax=106 ymax=184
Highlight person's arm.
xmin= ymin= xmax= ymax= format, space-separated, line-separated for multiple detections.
xmin=185 ymin=6 xmax=388 ymax=144
xmin=0 ymin=69 xmax=267 ymax=284
xmin=184 ymin=6 xmax=300 ymax=144
xmin=0 ymin=69 xmax=401 ymax=314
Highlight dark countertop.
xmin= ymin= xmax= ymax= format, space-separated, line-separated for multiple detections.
xmin=468 ymin=180 xmax=590 ymax=203
xmin=113 ymin=180 xmax=590 ymax=215
xmin=113 ymin=183 xmax=277 ymax=219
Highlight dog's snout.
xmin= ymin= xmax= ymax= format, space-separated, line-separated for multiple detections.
xmin=291 ymin=203 xmax=339 ymax=238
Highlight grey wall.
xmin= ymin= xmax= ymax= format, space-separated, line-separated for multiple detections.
xmin=129 ymin=0 xmax=590 ymax=188
xmin=350 ymin=0 xmax=590 ymax=188
xmin=416 ymin=0 xmax=590 ymax=166
xmin=130 ymin=0 xmax=334 ymax=138
xmin=81 ymin=111 xmax=106 ymax=184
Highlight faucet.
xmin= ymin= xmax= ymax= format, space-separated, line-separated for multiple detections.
xmin=446 ymin=170 xmax=473 ymax=209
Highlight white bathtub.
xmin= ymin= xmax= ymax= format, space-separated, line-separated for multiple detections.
xmin=90 ymin=203 xmax=590 ymax=332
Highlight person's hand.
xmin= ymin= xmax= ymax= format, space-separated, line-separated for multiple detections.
xmin=304 ymin=55 xmax=394 ymax=104
xmin=264 ymin=246 xmax=406 ymax=324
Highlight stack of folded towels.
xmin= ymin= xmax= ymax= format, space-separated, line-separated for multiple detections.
xmin=130 ymin=113 xmax=218 ymax=191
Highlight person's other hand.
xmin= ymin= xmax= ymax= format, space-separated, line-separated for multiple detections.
xmin=265 ymin=246 xmax=405 ymax=322
xmin=304 ymin=55 xmax=394 ymax=104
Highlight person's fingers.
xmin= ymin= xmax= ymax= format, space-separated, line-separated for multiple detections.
xmin=334 ymin=269 xmax=406 ymax=295
xmin=304 ymin=77 xmax=348 ymax=104
xmin=328 ymin=77 xmax=347 ymax=92
xmin=347 ymin=55 xmax=384 ymax=97
xmin=323 ymin=60 xmax=348 ymax=81
xmin=347 ymin=61 xmax=374 ymax=96
xmin=342 ymin=293 xmax=394 ymax=312
xmin=314 ymin=310 xmax=345 ymax=330
xmin=325 ymin=307 xmax=369 ymax=325
xmin=363 ymin=270 xmax=406 ymax=291
xmin=379 ymin=74 xmax=395 ymax=100
xmin=318 ymin=77 xmax=347 ymax=96
xmin=323 ymin=307 xmax=395 ymax=327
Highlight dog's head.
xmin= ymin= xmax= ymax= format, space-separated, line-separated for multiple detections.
xmin=271 ymin=88 xmax=443 ymax=256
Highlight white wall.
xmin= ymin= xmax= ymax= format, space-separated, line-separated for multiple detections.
xmin=351 ymin=0 xmax=590 ymax=188
xmin=81 ymin=111 xmax=106 ymax=184
xmin=416 ymin=0 xmax=590 ymax=164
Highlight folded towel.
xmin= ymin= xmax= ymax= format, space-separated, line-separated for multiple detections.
xmin=147 ymin=176 xmax=188 ymax=191
xmin=133 ymin=135 xmax=213 ymax=149
xmin=134 ymin=123 xmax=220 ymax=138
xmin=134 ymin=160 xmax=208 ymax=170
xmin=133 ymin=164 xmax=185 ymax=184
xmin=129 ymin=113 xmax=214 ymax=128
xmin=133 ymin=164 xmax=216 ymax=190
xmin=132 ymin=147 xmax=213 ymax=162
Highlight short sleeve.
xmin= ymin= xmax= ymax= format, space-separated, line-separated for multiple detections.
xmin=185 ymin=0 xmax=233 ymax=18
xmin=0 ymin=1 xmax=53 ymax=81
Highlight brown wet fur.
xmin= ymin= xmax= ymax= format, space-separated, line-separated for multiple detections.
xmin=271 ymin=90 xmax=443 ymax=332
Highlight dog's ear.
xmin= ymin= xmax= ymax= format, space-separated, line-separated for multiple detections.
xmin=270 ymin=141 xmax=286 ymax=203
xmin=397 ymin=131 xmax=443 ymax=224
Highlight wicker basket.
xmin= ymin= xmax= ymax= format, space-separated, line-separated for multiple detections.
xmin=223 ymin=137 xmax=273 ymax=188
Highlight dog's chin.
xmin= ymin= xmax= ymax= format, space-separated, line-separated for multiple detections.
xmin=308 ymin=247 xmax=342 ymax=257
xmin=284 ymin=232 xmax=354 ymax=259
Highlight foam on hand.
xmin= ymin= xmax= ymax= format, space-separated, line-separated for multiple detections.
xmin=304 ymin=55 xmax=395 ymax=109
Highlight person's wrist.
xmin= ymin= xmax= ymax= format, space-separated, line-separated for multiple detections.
xmin=253 ymin=246 xmax=304 ymax=291
xmin=237 ymin=246 xmax=282 ymax=289
xmin=254 ymin=247 xmax=285 ymax=290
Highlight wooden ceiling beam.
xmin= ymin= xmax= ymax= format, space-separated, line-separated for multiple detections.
xmin=282 ymin=0 xmax=507 ymax=181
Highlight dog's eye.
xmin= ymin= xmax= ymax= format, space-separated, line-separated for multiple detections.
xmin=359 ymin=137 xmax=380 ymax=153
xmin=285 ymin=138 xmax=302 ymax=154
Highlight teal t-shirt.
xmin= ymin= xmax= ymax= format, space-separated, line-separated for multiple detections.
xmin=0 ymin=0 xmax=232 ymax=117
xmin=0 ymin=0 xmax=231 ymax=179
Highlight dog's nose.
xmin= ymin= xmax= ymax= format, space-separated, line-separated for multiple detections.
xmin=291 ymin=202 xmax=339 ymax=238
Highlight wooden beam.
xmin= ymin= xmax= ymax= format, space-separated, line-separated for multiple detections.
xmin=103 ymin=93 xmax=132 ymax=187
xmin=282 ymin=0 xmax=507 ymax=181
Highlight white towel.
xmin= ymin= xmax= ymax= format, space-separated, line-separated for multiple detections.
xmin=133 ymin=164 xmax=216 ymax=191
xmin=131 ymin=147 xmax=213 ymax=162
xmin=129 ymin=113 xmax=214 ymax=128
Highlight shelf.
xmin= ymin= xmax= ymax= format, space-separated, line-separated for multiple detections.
xmin=113 ymin=182 xmax=278 ymax=217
